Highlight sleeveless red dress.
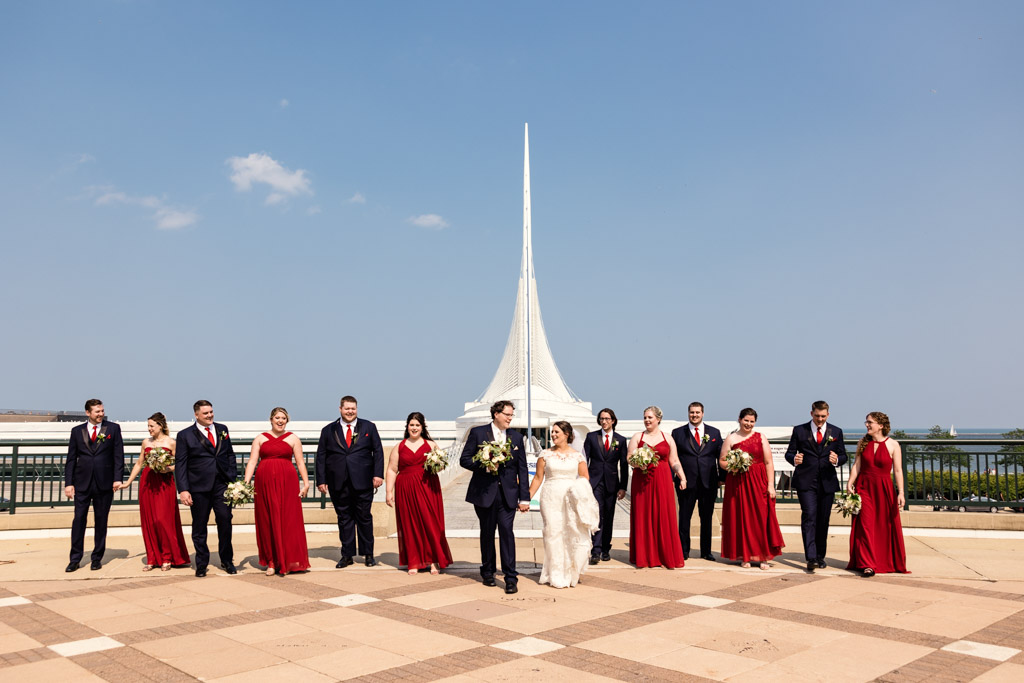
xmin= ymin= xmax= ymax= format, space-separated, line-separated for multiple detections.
xmin=395 ymin=440 xmax=452 ymax=569
xmin=253 ymin=432 xmax=310 ymax=574
xmin=629 ymin=433 xmax=685 ymax=568
xmin=720 ymin=433 xmax=784 ymax=563
xmin=139 ymin=448 xmax=190 ymax=566
xmin=848 ymin=439 xmax=909 ymax=573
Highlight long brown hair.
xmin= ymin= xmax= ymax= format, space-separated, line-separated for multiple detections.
xmin=403 ymin=412 xmax=432 ymax=441
xmin=148 ymin=412 xmax=169 ymax=436
xmin=856 ymin=411 xmax=891 ymax=459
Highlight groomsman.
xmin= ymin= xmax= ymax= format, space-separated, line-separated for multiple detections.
xmin=583 ymin=408 xmax=628 ymax=564
xmin=671 ymin=402 xmax=722 ymax=561
xmin=460 ymin=400 xmax=529 ymax=594
xmin=784 ymin=400 xmax=847 ymax=572
xmin=63 ymin=399 xmax=124 ymax=571
xmin=316 ymin=396 xmax=384 ymax=567
xmin=175 ymin=400 xmax=238 ymax=577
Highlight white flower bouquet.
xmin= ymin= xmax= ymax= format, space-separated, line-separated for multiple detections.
xmin=145 ymin=447 xmax=174 ymax=473
xmin=834 ymin=491 xmax=862 ymax=517
xmin=628 ymin=445 xmax=660 ymax=473
xmin=423 ymin=445 xmax=450 ymax=474
xmin=723 ymin=449 xmax=752 ymax=475
xmin=224 ymin=480 xmax=255 ymax=507
xmin=473 ymin=440 xmax=512 ymax=474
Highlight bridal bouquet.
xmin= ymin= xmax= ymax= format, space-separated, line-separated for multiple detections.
xmin=423 ymin=445 xmax=450 ymax=474
xmin=224 ymin=480 xmax=255 ymax=507
xmin=723 ymin=449 xmax=752 ymax=474
xmin=145 ymin=447 xmax=174 ymax=473
xmin=473 ymin=440 xmax=512 ymax=474
xmin=834 ymin=491 xmax=862 ymax=517
xmin=628 ymin=445 xmax=659 ymax=473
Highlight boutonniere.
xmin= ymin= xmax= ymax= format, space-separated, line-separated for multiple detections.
xmin=96 ymin=432 xmax=111 ymax=442
xmin=611 ymin=439 xmax=620 ymax=450
xmin=826 ymin=435 xmax=835 ymax=444
xmin=221 ymin=431 xmax=229 ymax=441
xmin=701 ymin=434 xmax=711 ymax=445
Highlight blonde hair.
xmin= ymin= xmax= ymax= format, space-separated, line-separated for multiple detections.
xmin=644 ymin=405 xmax=663 ymax=421
xmin=270 ymin=406 xmax=289 ymax=422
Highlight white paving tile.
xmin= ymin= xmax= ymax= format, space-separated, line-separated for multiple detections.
xmin=677 ymin=595 xmax=735 ymax=608
xmin=492 ymin=636 xmax=565 ymax=656
xmin=321 ymin=593 xmax=379 ymax=607
xmin=942 ymin=640 xmax=1021 ymax=662
xmin=48 ymin=636 xmax=124 ymax=657
xmin=0 ymin=596 xmax=32 ymax=607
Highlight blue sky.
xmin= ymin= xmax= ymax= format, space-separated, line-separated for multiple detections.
xmin=2 ymin=1 xmax=1022 ymax=428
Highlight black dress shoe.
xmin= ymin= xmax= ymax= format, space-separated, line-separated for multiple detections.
xmin=90 ymin=560 xmax=102 ymax=570
xmin=65 ymin=562 xmax=80 ymax=573
xmin=806 ymin=561 xmax=816 ymax=573
xmin=701 ymin=554 xmax=717 ymax=562
xmin=364 ymin=556 xmax=377 ymax=567
xmin=482 ymin=577 xmax=497 ymax=587
xmin=862 ymin=568 xmax=875 ymax=577
xmin=195 ymin=567 xmax=208 ymax=577
xmin=600 ymin=553 xmax=611 ymax=562
xmin=817 ymin=559 xmax=827 ymax=569
xmin=589 ymin=555 xmax=599 ymax=566
xmin=220 ymin=563 xmax=237 ymax=575
xmin=504 ymin=583 xmax=518 ymax=594
xmin=336 ymin=555 xmax=353 ymax=568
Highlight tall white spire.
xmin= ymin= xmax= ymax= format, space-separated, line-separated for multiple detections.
xmin=462 ymin=124 xmax=592 ymax=425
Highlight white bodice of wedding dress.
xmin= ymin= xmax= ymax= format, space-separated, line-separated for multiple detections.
xmin=538 ymin=450 xmax=600 ymax=588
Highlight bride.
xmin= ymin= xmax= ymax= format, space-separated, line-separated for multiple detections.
xmin=529 ymin=421 xmax=600 ymax=588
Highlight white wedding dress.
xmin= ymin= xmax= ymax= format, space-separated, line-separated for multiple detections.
xmin=538 ymin=449 xmax=601 ymax=588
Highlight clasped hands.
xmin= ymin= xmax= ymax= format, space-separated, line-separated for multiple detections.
xmin=793 ymin=451 xmax=839 ymax=466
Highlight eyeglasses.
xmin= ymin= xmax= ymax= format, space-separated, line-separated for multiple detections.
xmin=500 ymin=412 xmax=514 ymax=418
xmin=598 ymin=417 xmax=613 ymax=422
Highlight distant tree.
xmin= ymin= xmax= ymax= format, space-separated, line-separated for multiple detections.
xmin=998 ymin=428 xmax=1024 ymax=467
xmin=919 ymin=425 xmax=970 ymax=468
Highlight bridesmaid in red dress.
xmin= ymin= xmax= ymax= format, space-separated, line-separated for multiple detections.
xmin=385 ymin=412 xmax=452 ymax=574
xmin=718 ymin=408 xmax=784 ymax=570
xmin=628 ymin=406 xmax=687 ymax=569
xmin=244 ymin=407 xmax=311 ymax=576
xmin=847 ymin=412 xmax=909 ymax=576
xmin=122 ymin=413 xmax=190 ymax=571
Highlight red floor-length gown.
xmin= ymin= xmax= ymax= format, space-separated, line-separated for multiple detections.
xmin=139 ymin=448 xmax=190 ymax=566
xmin=848 ymin=439 xmax=909 ymax=573
xmin=720 ymin=433 xmax=785 ymax=563
xmin=629 ymin=433 xmax=686 ymax=568
xmin=253 ymin=432 xmax=310 ymax=574
xmin=395 ymin=440 xmax=453 ymax=570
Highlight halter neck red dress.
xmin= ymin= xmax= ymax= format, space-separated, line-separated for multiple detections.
xmin=848 ymin=438 xmax=909 ymax=573
xmin=629 ymin=433 xmax=685 ymax=568
xmin=720 ymin=433 xmax=784 ymax=563
xmin=253 ymin=432 xmax=310 ymax=574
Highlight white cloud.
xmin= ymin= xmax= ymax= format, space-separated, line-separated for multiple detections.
xmin=227 ymin=152 xmax=312 ymax=205
xmin=91 ymin=188 xmax=198 ymax=230
xmin=306 ymin=205 xmax=322 ymax=215
xmin=348 ymin=192 xmax=366 ymax=204
xmin=408 ymin=214 xmax=449 ymax=229
xmin=280 ymin=98 xmax=289 ymax=108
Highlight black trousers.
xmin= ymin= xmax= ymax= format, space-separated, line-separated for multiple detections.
xmin=475 ymin=496 xmax=518 ymax=585
xmin=190 ymin=481 xmax=233 ymax=569
xmin=328 ymin=480 xmax=374 ymax=557
xmin=69 ymin=487 xmax=113 ymax=564
xmin=676 ymin=481 xmax=717 ymax=557
xmin=797 ymin=487 xmax=835 ymax=561
xmin=590 ymin=481 xmax=618 ymax=555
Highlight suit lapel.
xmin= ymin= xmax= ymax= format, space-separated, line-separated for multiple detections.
xmin=194 ymin=424 xmax=214 ymax=453
xmin=213 ymin=423 xmax=223 ymax=457
xmin=334 ymin=420 xmax=348 ymax=451
xmin=81 ymin=425 xmax=93 ymax=451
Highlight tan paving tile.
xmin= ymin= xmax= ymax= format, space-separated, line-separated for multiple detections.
xmin=209 ymin=660 xmax=337 ymax=682
xmin=164 ymin=644 xmax=286 ymax=678
xmin=466 ymin=654 xmax=620 ymax=682
xmin=252 ymin=631 xmax=363 ymax=662
xmin=974 ymin=662 xmax=1024 ymax=682
xmin=479 ymin=609 xmax=581 ymax=635
xmin=575 ymin=627 xmax=689 ymax=661
xmin=81 ymin=609 xmax=180 ymax=635
xmin=692 ymin=630 xmax=807 ymax=663
xmin=286 ymin=604 xmax=380 ymax=633
xmin=215 ymin=616 xmax=318 ymax=643
xmin=771 ymin=633 xmax=933 ymax=680
xmin=645 ymin=643 xmax=767 ymax=679
xmin=132 ymin=631 xmax=242 ymax=659
xmin=1 ymin=656 xmax=106 ymax=681
xmin=0 ymin=632 xmax=43 ymax=655
xmin=342 ymin=617 xmax=481 ymax=659
xmin=159 ymin=597 xmax=248 ymax=621
xmin=296 ymin=644 xmax=415 ymax=679
xmin=432 ymin=598 xmax=522 ymax=621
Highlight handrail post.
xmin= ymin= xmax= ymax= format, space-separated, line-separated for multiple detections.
xmin=10 ymin=445 xmax=18 ymax=514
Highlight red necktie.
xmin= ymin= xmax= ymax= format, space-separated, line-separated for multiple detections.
xmin=346 ymin=425 xmax=353 ymax=447
xmin=604 ymin=435 xmax=610 ymax=452
xmin=206 ymin=427 xmax=216 ymax=447
xmin=816 ymin=428 xmax=823 ymax=444
xmin=694 ymin=428 xmax=700 ymax=446
xmin=91 ymin=426 xmax=98 ymax=443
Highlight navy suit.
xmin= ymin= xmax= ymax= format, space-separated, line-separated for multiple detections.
xmin=64 ymin=421 xmax=125 ymax=565
xmin=582 ymin=430 xmax=628 ymax=556
xmin=671 ymin=424 xmax=723 ymax=558
xmin=460 ymin=424 xmax=528 ymax=585
xmin=784 ymin=422 xmax=848 ymax=562
xmin=316 ymin=418 xmax=384 ymax=557
xmin=175 ymin=422 xmax=238 ymax=570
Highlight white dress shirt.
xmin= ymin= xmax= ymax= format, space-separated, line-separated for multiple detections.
xmin=197 ymin=422 xmax=216 ymax=447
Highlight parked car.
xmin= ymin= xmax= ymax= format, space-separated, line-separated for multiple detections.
xmin=955 ymin=495 xmax=1000 ymax=513
xmin=1007 ymin=500 xmax=1024 ymax=513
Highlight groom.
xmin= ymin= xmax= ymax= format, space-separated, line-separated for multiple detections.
xmin=784 ymin=400 xmax=847 ymax=573
xmin=671 ymin=402 xmax=723 ymax=561
xmin=175 ymin=400 xmax=238 ymax=577
xmin=460 ymin=400 xmax=529 ymax=594
xmin=583 ymin=408 xmax=628 ymax=564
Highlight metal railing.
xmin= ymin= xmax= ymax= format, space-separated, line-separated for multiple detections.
xmin=1 ymin=437 xmax=1021 ymax=513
